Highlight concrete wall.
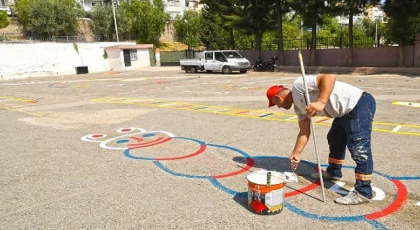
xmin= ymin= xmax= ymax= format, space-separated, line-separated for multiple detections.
xmin=106 ymin=48 xmax=123 ymax=71
xmin=241 ymin=40 xmax=419 ymax=68
xmin=415 ymin=34 xmax=420 ymax=67
xmin=0 ymin=42 xmax=135 ymax=80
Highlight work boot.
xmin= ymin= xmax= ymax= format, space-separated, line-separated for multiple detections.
xmin=335 ymin=190 xmax=371 ymax=205
xmin=310 ymin=171 xmax=342 ymax=181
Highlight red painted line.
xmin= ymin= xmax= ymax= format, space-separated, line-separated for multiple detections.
xmin=285 ymin=180 xmax=321 ymax=197
xmin=128 ymin=137 xmax=171 ymax=149
xmin=155 ymin=144 xmax=207 ymax=161
xmin=235 ymin=111 xmax=249 ymax=115
xmin=364 ymin=180 xmax=408 ymax=220
xmin=212 ymin=158 xmax=255 ymax=179
xmin=316 ymin=118 xmax=329 ymax=123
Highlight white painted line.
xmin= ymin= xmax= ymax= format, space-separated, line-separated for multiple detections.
xmin=285 ymin=116 xmax=298 ymax=120
xmin=392 ymin=125 xmax=402 ymax=132
xmin=372 ymin=187 xmax=386 ymax=201
xmin=329 ymin=182 xmax=386 ymax=200
xmin=329 ymin=181 xmax=347 ymax=195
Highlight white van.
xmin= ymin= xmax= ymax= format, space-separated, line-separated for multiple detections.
xmin=180 ymin=50 xmax=251 ymax=74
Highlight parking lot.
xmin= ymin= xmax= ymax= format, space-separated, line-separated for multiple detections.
xmin=1 ymin=67 xmax=419 ymax=229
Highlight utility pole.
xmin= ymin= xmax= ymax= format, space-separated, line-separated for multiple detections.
xmin=112 ymin=0 xmax=119 ymax=42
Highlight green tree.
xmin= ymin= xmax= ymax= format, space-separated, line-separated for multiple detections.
xmin=174 ymin=10 xmax=201 ymax=49
xmin=116 ymin=3 xmax=133 ymax=40
xmin=128 ymin=0 xmax=169 ymax=45
xmin=290 ymin=0 xmax=339 ymax=65
xmin=336 ymin=0 xmax=379 ymax=66
xmin=383 ymin=0 xmax=420 ymax=66
xmin=199 ymin=6 xmax=231 ymax=50
xmin=0 ymin=11 xmax=9 ymax=29
xmin=233 ymin=0 xmax=277 ymax=57
xmin=200 ymin=0 xmax=240 ymax=50
xmin=15 ymin=0 xmax=79 ymax=39
xmin=273 ymin=0 xmax=293 ymax=65
xmin=90 ymin=5 xmax=114 ymax=41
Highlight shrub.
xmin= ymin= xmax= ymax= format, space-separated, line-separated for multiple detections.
xmin=0 ymin=11 xmax=9 ymax=29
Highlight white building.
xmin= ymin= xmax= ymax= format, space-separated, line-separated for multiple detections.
xmin=76 ymin=0 xmax=202 ymax=20
xmin=0 ymin=0 xmax=13 ymax=15
xmin=163 ymin=0 xmax=203 ymax=20
xmin=336 ymin=5 xmax=386 ymax=27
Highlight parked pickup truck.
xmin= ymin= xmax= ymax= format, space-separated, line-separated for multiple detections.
xmin=180 ymin=50 xmax=251 ymax=74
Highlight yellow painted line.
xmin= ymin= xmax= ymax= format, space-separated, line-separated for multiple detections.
xmin=73 ymin=84 xmax=91 ymax=88
xmin=0 ymin=106 xmax=46 ymax=117
xmin=93 ymin=97 xmax=420 ymax=137
xmin=0 ymin=96 xmax=38 ymax=103
xmin=393 ymin=101 xmax=420 ymax=108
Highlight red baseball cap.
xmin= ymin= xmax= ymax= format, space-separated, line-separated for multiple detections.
xmin=266 ymin=85 xmax=284 ymax=107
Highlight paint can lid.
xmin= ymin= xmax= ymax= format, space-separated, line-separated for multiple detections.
xmin=247 ymin=169 xmax=284 ymax=185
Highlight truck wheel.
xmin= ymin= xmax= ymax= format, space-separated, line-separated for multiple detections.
xmin=189 ymin=66 xmax=197 ymax=73
xmin=240 ymin=70 xmax=247 ymax=73
xmin=222 ymin=66 xmax=232 ymax=74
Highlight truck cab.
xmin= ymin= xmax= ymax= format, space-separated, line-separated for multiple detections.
xmin=180 ymin=50 xmax=251 ymax=74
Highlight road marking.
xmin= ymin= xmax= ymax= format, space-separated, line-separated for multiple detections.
xmin=94 ymin=97 xmax=420 ymax=136
xmin=328 ymin=182 xmax=386 ymax=201
xmin=0 ymin=96 xmax=38 ymax=103
xmin=393 ymin=101 xmax=420 ymax=108
xmin=392 ymin=125 xmax=402 ymax=132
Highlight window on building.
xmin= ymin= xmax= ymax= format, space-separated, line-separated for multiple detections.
xmin=0 ymin=0 xmax=6 ymax=7
xmin=130 ymin=50 xmax=138 ymax=61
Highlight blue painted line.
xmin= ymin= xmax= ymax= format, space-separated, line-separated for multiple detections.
xmin=389 ymin=176 xmax=420 ymax=180
xmin=259 ymin=113 xmax=273 ymax=118
xmin=207 ymin=143 xmax=251 ymax=158
xmin=174 ymin=136 xmax=206 ymax=145
xmin=124 ymin=149 xmax=155 ymax=160
xmin=365 ymin=219 xmax=389 ymax=230
xmin=284 ymin=202 xmax=365 ymax=222
xmin=209 ymin=178 xmax=245 ymax=197
xmin=153 ymin=161 xmax=210 ymax=179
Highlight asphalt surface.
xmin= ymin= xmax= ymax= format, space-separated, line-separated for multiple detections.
xmin=1 ymin=67 xmax=419 ymax=229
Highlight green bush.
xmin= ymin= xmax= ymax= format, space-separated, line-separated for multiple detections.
xmin=0 ymin=11 xmax=9 ymax=29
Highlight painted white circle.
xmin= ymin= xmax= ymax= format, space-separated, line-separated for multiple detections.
xmin=81 ymin=134 xmax=107 ymax=142
xmin=117 ymin=127 xmax=146 ymax=133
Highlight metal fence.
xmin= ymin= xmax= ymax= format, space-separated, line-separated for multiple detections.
xmin=283 ymin=35 xmax=383 ymax=50
xmin=160 ymin=49 xmax=203 ymax=66
xmin=0 ymin=33 xmax=88 ymax=43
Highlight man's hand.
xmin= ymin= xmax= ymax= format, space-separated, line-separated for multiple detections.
xmin=289 ymin=153 xmax=301 ymax=170
xmin=305 ymin=101 xmax=325 ymax=118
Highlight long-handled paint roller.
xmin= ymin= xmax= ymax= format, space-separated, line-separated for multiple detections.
xmin=298 ymin=51 xmax=326 ymax=202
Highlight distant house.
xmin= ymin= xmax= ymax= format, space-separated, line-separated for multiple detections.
xmin=76 ymin=0 xmax=114 ymax=14
xmin=336 ymin=5 xmax=386 ymax=27
xmin=0 ymin=0 xmax=13 ymax=16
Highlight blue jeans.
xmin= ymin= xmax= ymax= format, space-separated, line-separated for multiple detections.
xmin=326 ymin=92 xmax=376 ymax=199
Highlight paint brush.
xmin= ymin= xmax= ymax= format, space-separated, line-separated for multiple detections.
xmin=284 ymin=170 xmax=298 ymax=183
